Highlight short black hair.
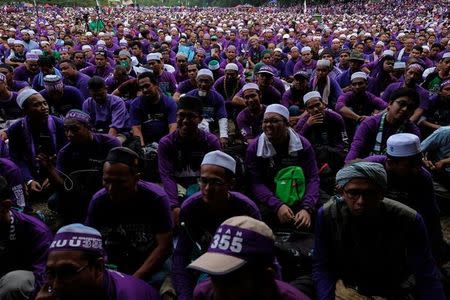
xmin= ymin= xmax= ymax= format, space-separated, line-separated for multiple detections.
xmin=88 ymin=76 xmax=106 ymax=90
xmin=412 ymin=45 xmax=423 ymax=53
xmin=389 ymin=87 xmax=420 ymax=109
xmin=0 ymin=64 xmax=13 ymax=72
xmin=130 ymin=41 xmax=142 ymax=49
xmin=59 ymin=59 xmax=76 ymax=68
xmin=38 ymin=55 xmax=56 ymax=67
xmin=137 ymin=71 xmax=158 ymax=85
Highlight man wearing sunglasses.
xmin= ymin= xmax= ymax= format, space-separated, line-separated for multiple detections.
xmin=36 ymin=223 xmax=160 ymax=300
xmin=172 ymin=150 xmax=261 ymax=300
xmin=0 ymin=175 xmax=53 ymax=300
xmin=313 ymin=161 xmax=445 ymax=300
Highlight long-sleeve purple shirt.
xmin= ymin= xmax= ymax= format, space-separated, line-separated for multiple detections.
xmin=172 ymin=191 xmax=261 ymax=300
xmin=82 ymin=94 xmax=129 ymax=133
xmin=63 ymin=72 xmax=92 ymax=100
xmin=80 ymin=65 xmax=113 ymax=79
xmin=158 ymin=130 xmax=220 ymax=209
xmin=246 ymin=133 xmax=320 ymax=214
xmin=345 ymin=113 xmax=420 ymax=162
xmin=335 ymin=91 xmax=388 ymax=116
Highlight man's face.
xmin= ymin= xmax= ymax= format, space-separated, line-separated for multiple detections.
xmin=0 ymin=67 xmax=12 ymax=83
xmin=25 ymin=94 xmax=49 ymax=120
xmin=22 ymin=33 xmax=30 ymax=42
xmin=306 ymin=98 xmax=324 ymax=116
xmin=138 ymin=77 xmax=159 ymax=98
xmin=103 ymin=36 xmax=112 ymax=47
xmin=316 ymin=66 xmax=329 ymax=80
xmin=291 ymin=49 xmax=299 ymax=59
xmin=404 ymin=38 xmax=414 ymax=51
xmin=439 ymin=58 xmax=450 ymax=74
xmin=339 ymin=52 xmax=349 ymax=65
xmin=351 ymin=78 xmax=367 ymax=94
xmin=226 ymin=49 xmax=236 ymax=60
xmin=74 ymin=53 xmax=85 ymax=65
xmin=148 ymin=60 xmax=162 ymax=74
xmin=440 ymin=84 xmax=450 ymax=100
xmin=262 ymin=112 xmax=287 ymax=143
xmin=14 ymin=44 xmax=24 ymax=53
xmin=187 ymin=66 xmax=198 ymax=80
xmin=387 ymin=95 xmax=416 ymax=122
xmin=374 ymin=44 xmax=383 ymax=53
xmin=242 ymin=89 xmax=261 ymax=110
xmin=349 ymin=60 xmax=363 ymax=72
xmin=95 ymin=55 xmax=107 ymax=68
xmin=257 ymin=72 xmax=273 ymax=87
xmin=410 ymin=49 xmax=421 ymax=59
xmin=195 ymin=53 xmax=205 ymax=62
xmin=224 ymin=70 xmax=238 ymax=81
xmin=131 ymin=45 xmax=142 ymax=57
xmin=273 ymin=51 xmax=282 ymax=62
xmin=386 ymin=156 xmax=421 ymax=178
xmin=197 ymin=75 xmax=213 ymax=92
xmin=46 ymin=250 xmax=101 ymax=300
xmin=404 ymin=68 xmax=421 ymax=85
xmin=199 ymin=164 xmax=231 ymax=204
xmin=293 ymin=77 xmax=308 ymax=91
xmin=341 ymin=178 xmax=383 ymax=216
xmin=301 ymin=51 xmax=312 ymax=63
xmin=383 ymin=59 xmax=394 ymax=72
xmin=176 ymin=108 xmax=202 ymax=137
xmin=89 ymin=87 xmax=107 ymax=103
xmin=176 ymin=57 xmax=188 ymax=69
xmin=64 ymin=120 xmax=90 ymax=144
xmin=113 ymin=68 xmax=128 ymax=83
xmin=103 ymin=162 xmax=138 ymax=203
xmin=430 ymin=47 xmax=440 ymax=57
xmin=332 ymin=40 xmax=340 ymax=50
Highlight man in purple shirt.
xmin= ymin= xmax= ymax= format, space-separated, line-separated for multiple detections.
xmin=82 ymin=76 xmax=128 ymax=139
xmin=158 ymin=96 xmax=220 ymax=224
xmin=0 ymin=73 xmax=22 ymax=121
xmin=236 ymin=83 xmax=266 ymax=143
xmin=59 ymin=59 xmax=91 ymax=100
xmin=80 ymin=51 xmax=113 ymax=79
xmin=0 ymin=175 xmax=53 ymax=299
xmin=313 ymin=162 xmax=445 ymax=300
xmin=293 ymin=47 xmax=317 ymax=77
xmin=188 ymin=216 xmax=310 ymax=300
xmin=146 ymin=52 xmax=177 ymax=96
xmin=335 ymin=72 xmax=387 ymax=140
xmin=246 ymin=104 xmax=320 ymax=229
xmin=346 ymin=88 xmax=421 ymax=162
xmin=0 ymin=64 xmax=29 ymax=92
xmin=130 ymin=72 xmax=177 ymax=146
xmin=172 ymin=151 xmax=262 ymax=300
xmin=173 ymin=64 xmax=198 ymax=102
xmin=382 ymin=63 xmax=431 ymax=123
xmin=36 ymin=223 xmax=160 ymax=300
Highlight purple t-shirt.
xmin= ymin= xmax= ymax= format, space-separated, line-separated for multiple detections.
xmin=176 ymin=79 xmax=197 ymax=94
xmin=335 ymin=91 xmax=388 ymax=116
xmin=86 ymin=180 xmax=172 ymax=275
xmin=82 ymin=94 xmax=129 ymax=133
xmin=80 ymin=65 xmax=113 ymax=79
xmin=172 ymin=191 xmax=261 ymax=300
xmin=0 ymin=92 xmax=22 ymax=120
xmin=13 ymin=65 xmax=38 ymax=84
xmin=104 ymin=269 xmax=161 ymax=300
xmin=158 ymin=130 xmax=220 ymax=209
xmin=63 ymin=72 xmax=91 ymax=100
xmin=40 ymin=86 xmax=84 ymax=118
xmin=293 ymin=59 xmax=317 ymax=77
xmin=0 ymin=158 xmax=25 ymax=208
xmin=129 ymin=93 xmax=177 ymax=144
xmin=193 ymin=279 xmax=310 ymax=300
xmin=10 ymin=80 xmax=29 ymax=92
xmin=345 ymin=113 xmax=420 ymax=162
xmin=186 ymin=89 xmax=227 ymax=120
xmin=156 ymin=71 xmax=178 ymax=96
xmin=236 ymin=106 xmax=266 ymax=140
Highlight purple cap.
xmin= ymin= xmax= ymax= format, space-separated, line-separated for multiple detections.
xmin=188 ymin=216 xmax=275 ymax=275
xmin=49 ymin=223 xmax=104 ymax=256
xmin=65 ymin=109 xmax=91 ymax=125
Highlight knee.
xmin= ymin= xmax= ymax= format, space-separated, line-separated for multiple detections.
xmin=0 ymin=270 xmax=35 ymax=297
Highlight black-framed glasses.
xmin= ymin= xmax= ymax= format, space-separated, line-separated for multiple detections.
xmin=44 ymin=263 xmax=89 ymax=281
xmin=198 ymin=177 xmax=226 ymax=187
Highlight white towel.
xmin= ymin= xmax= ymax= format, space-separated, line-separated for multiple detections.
xmin=256 ymin=128 xmax=303 ymax=158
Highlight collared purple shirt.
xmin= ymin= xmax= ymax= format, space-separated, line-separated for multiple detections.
xmin=82 ymin=94 xmax=129 ymax=132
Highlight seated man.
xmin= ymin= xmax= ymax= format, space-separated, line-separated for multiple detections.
xmin=364 ymin=133 xmax=445 ymax=264
xmin=186 ymin=69 xmax=228 ymax=148
xmin=32 ymin=55 xmax=62 ymax=92
xmin=0 ymin=158 xmax=26 ymax=209
xmin=36 ymin=224 xmax=160 ymax=300
xmin=172 ymin=151 xmax=261 ymax=300
xmin=281 ymin=71 xmax=310 ymax=113
xmin=8 ymin=89 xmax=66 ymax=198
xmin=0 ymin=73 xmax=22 ymax=122
xmin=82 ymin=76 xmax=128 ymax=139
xmin=59 ymin=59 xmax=91 ymax=100
xmin=310 ymin=59 xmax=343 ymax=110
xmin=130 ymin=72 xmax=177 ymax=147
xmin=40 ymin=75 xmax=84 ymax=118
xmin=0 ymin=175 xmax=53 ymax=299
xmin=12 ymin=53 xmax=40 ymax=85
xmin=38 ymin=110 xmax=120 ymax=223
xmin=313 ymin=162 xmax=445 ymax=299
xmin=0 ymin=64 xmax=29 ymax=92
xmin=346 ymin=88 xmax=420 ymax=162
xmin=189 ymin=216 xmax=310 ymax=300
xmin=335 ymin=72 xmax=387 ymax=140
xmin=420 ymin=80 xmax=450 ymax=137
xmin=213 ymin=63 xmax=246 ymax=117
xmin=295 ymin=91 xmax=347 ymax=176
xmin=146 ymin=52 xmax=177 ymax=96
xmin=158 ymin=96 xmax=220 ymax=224
xmin=173 ymin=64 xmax=198 ymax=102
xmin=86 ymin=147 xmax=173 ymax=286
xmin=80 ymin=51 xmax=113 ymax=79
xmin=246 ymin=104 xmax=320 ymax=229
xmin=421 ymin=126 xmax=450 ymax=205
xmin=236 ymin=83 xmax=266 ymax=144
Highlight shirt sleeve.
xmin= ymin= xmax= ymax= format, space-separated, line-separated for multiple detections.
xmin=109 ymin=98 xmax=128 ymax=130
xmin=345 ymin=118 xmax=373 ymax=163
xmin=298 ymin=138 xmax=320 ymax=212
xmin=158 ymin=139 xmax=179 ymax=209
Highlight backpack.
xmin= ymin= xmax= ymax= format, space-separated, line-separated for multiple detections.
xmin=274 ymin=166 xmax=305 ymax=206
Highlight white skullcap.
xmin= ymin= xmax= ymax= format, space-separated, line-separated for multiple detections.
xmin=85 ymin=32 xmax=93 ymax=36
xmin=289 ymin=28 xmax=294 ymax=32
xmin=119 ymin=38 xmax=127 ymax=45
xmin=146 ymin=52 xmax=162 ymax=61
xmin=20 ymin=29 xmax=28 ymax=34
xmin=387 ymin=133 xmax=421 ymax=157
xmin=97 ymin=40 xmax=106 ymax=46
xmin=301 ymin=46 xmax=312 ymax=54
xmin=382 ymin=50 xmax=395 ymax=57
xmin=98 ymin=32 xmax=105 ymax=37
xmin=394 ymin=61 xmax=406 ymax=69
xmin=265 ymin=104 xmax=289 ymax=120
xmin=242 ymin=83 xmax=259 ymax=92
xmin=397 ymin=33 xmax=406 ymax=38
xmin=7 ymin=38 xmax=15 ymax=44
xmin=82 ymin=45 xmax=92 ymax=51
xmin=40 ymin=41 xmax=50 ymax=46
xmin=17 ymin=88 xmax=39 ymax=109
xmin=332 ymin=38 xmax=340 ymax=43
xmin=443 ymin=52 xmax=450 ymax=59
xmin=303 ymin=91 xmax=322 ymax=104
xmin=283 ymin=34 xmax=290 ymax=39
xmin=25 ymin=52 xmax=39 ymax=62
xmin=339 ymin=34 xmax=347 ymax=39
xmin=197 ymin=68 xmax=214 ymax=79
xmin=201 ymin=150 xmax=236 ymax=174
xmin=274 ymin=48 xmax=283 ymax=53
xmin=422 ymin=46 xmax=430 ymax=51
xmin=164 ymin=35 xmax=172 ymax=43
xmin=225 ymin=63 xmax=239 ymax=71
xmin=317 ymin=59 xmax=331 ymax=67
xmin=30 ymin=49 xmax=43 ymax=56
xmin=14 ymin=40 xmax=25 ymax=46
xmin=351 ymin=71 xmax=368 ymax=81
xmin=376 ymin=41 xmax=384 ymax=46
xmin=9 ymin=28 xmax=16 ymax=32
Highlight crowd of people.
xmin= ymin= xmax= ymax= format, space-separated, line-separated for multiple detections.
xmin=0 ymin=0 xmax=449 ymax=299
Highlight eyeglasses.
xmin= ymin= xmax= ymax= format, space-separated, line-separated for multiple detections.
xmin=394 ymin=100 xmax=415 ymax=110
xmin=44 ymin=263 xmax=89 ymax=281
xmin=198 ymin=177 xmax=226 ymax=187
xmin=343 ymin=189 xmax=379 ymax=201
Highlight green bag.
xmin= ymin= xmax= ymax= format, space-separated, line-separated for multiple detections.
xmin=274 ymin=166 xmax=306 ymax=206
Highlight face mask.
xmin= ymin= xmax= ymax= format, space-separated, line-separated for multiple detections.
xmin=120 ymin=60 xmax=129 ymax=68
xmin=198 ymin=90 xmax=207 ymax=97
